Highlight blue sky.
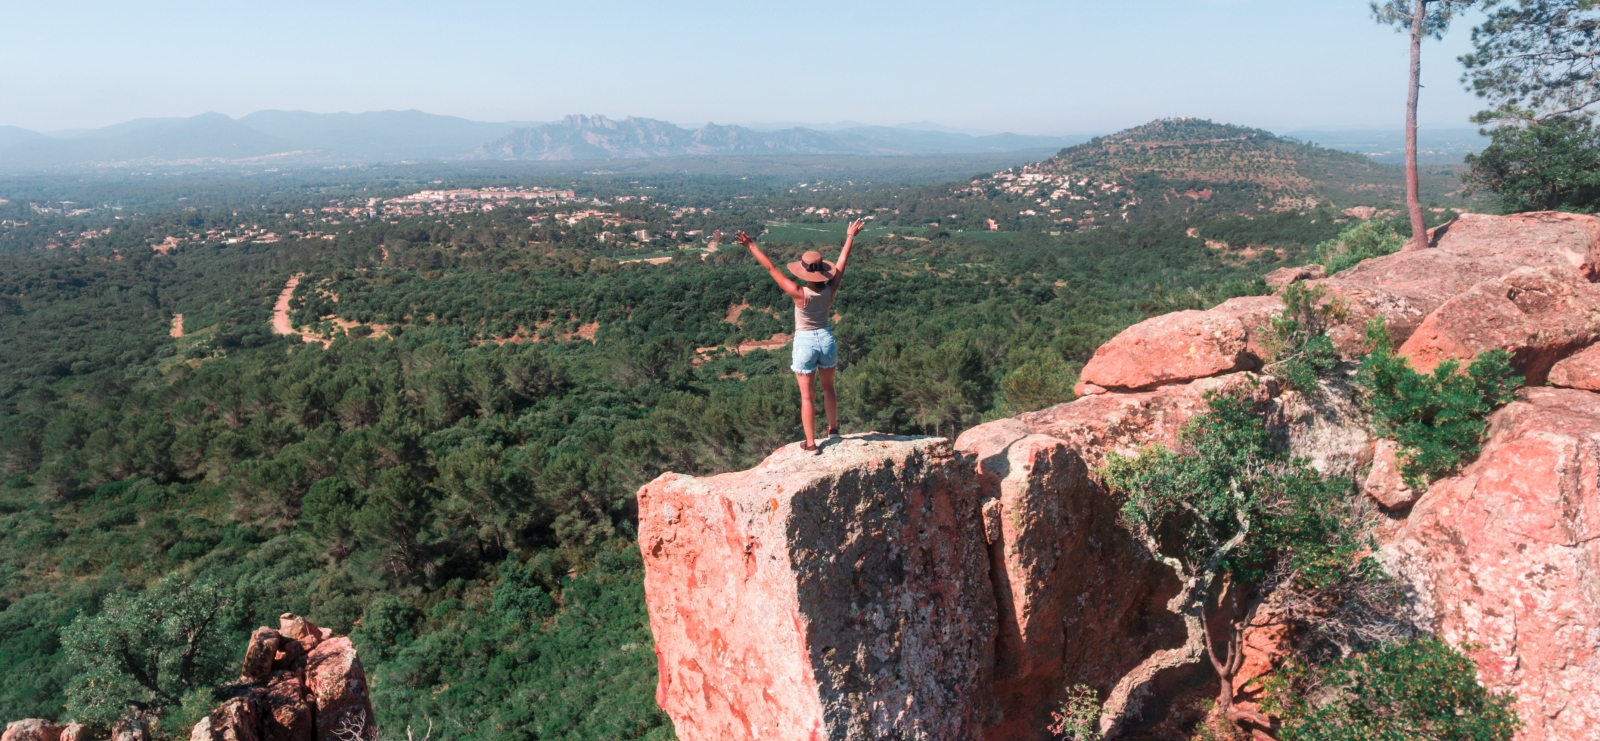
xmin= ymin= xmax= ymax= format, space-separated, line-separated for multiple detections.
xmin=3 ymin=0 xmax=1490 ymax=134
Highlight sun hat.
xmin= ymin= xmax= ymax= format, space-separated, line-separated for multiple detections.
xmin=787 ymin=251 xmax=836 ymax=282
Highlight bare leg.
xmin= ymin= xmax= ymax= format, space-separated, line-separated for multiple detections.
xmin=795 ymin=372 xmax=817 ymax=448
xmin=819 ymin=366 xmax=839 ymax=434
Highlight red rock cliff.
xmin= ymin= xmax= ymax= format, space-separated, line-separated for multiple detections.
xmin=640 ymin=435 xmax=998 ymax=741
xmin=638 ymin=212 xmax=1600 ymax=741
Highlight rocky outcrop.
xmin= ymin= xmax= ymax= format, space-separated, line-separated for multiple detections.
xmin=957 ymin=432 xmax=1184 ymax=740
xmin=1382 ymin=388 xmax=1600 ymax=741
xmin=2 ymin=721 xmax=64 ymax=741
xmin=1264 ymin=264 xmax=1324 ymax=290
xmin=1323 ymin=211 xmax=1600 ymax=357
xmin=1551 ymin=343 xmax=1600 ymax=390
xmin=192 ymin=616 xmax=375 ymax=741
xmin=639 ymin=435 xmax=998 ymax=741
xmin=1076 ymin=298 xmax=1282 ymax=391
xmin=1397 ymin=266 xmax=1600 ymax=382
xmin=304 ymin=638 xmax=375 ymax=741
xmin=638 ymin=213 xmax=1600 ymax=741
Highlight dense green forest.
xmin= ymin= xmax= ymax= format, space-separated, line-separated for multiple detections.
xmin=0 ymin=153 xmax=1463 ymax=739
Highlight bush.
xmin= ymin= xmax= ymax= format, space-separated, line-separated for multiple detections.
xmin=1356 ymin=320 xmax=1521 ymax=489
xmin=1273 ymin=638 xmax=1520 ymax=741
xmin=1316 ymin=221 xmax=1405 ymax=275
xmin=1262 ymin=283 xmax=1345 ymax=391
xmin=1465 ymin=115 xmax=1600 ymax=214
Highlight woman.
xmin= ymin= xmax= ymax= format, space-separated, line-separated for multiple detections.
xmin=735 ymin=219 xmax=864 ymax=454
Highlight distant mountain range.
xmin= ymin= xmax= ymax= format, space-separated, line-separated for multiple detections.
xmin=472 ymin=115 xmax=1087 ymax=160
xmin=0 ymin=109 xmax=1494 ymax=173
xmin=0 ymin=111 xmax=1086 ymax=172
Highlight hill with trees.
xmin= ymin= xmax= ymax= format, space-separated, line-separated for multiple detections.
xmin=953 ymin=118 xmax=1465 ymax=231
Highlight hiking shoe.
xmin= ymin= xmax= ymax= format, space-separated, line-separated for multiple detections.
xmin=827 ymin=427 xmax=841 ymax=438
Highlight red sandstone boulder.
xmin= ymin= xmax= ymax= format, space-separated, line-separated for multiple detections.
xmin=277 ymin=614 xmax=325 ymax=653
xmin=195 ymin=693 xmax=264 ymax=741
xmin=1431 ymin=211 xmax=1600 ymax=276
xmin=262 ymin=672 xmax=313 ymax=741
xmin=109 ymin=721 xmax=145 ymax=741
xmin=58 ymin=726 xmax=88 ymax=741
xmin=956 ymin=433 xmax=1185 ymax=740
xmin=1382 ymin=387 xmax=1600 ymax=741
xmin=305 ymin=638 xmax=377 ymax=741
xmin=1397 ymin=267 xmax=1600 ymax=383
xmin=639 ymin=435 xmax=998 ymax=741
xmin=1363 ymin=439 xmax=1417 ymax=509
xmin=1319 ymin=212 xmax=1600 ymax=357
xmin=1549 ymin=342 xmax=1600 ymax=391
xmin=1264 ymin=264 xmax=1325 ymax=290
xmin=240 ymin=628 xmax=280 ymax=683
xmin=1079 ymin=308 xmax=1248 ymax=390
xmin=1079 ymin=297 xmax=1281 ymax=390
xmin=2 ymin=720 xmax=64 ymax=741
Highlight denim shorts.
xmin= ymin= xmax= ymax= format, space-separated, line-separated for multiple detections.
xmin=791 ymin=328 xmax=839 ymax=374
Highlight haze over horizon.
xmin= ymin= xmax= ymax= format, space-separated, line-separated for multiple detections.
xmin=6 ymin=0 xmax=1492 ymax=135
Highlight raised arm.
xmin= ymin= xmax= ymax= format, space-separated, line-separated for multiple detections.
xmin=831 ymin=219 xmax=865 ymax=289
xmin=735 ymin=230 xmax=805 ymax=301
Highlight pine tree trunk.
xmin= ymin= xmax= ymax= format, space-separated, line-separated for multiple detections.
xmin=1405 ymin=0 xmax=1429 ymax=250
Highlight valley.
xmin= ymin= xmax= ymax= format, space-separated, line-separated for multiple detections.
xmin=0 ymin=120 xmax=1492 ymax=741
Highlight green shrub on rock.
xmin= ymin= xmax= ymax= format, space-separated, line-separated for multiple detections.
xmin=1317 ymin=221 xmax=1406 ymax=276
xmin=1272 ymin=638 xmax=1520 ymax=741
xmin=1356 ymin=320 xmax=1521 ymax=489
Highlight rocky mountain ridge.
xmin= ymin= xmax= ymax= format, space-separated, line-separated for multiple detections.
xmin=638 ymin=211 xmax=1600 ymax=740
xmin=0 ymin=112 xmax=1079 ymax=172
xmin=472 ymin=115 xmax=1082 ymax=161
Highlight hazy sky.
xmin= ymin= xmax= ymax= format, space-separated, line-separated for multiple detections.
xmin=3 ymin=0 xmax=1492 ymax=134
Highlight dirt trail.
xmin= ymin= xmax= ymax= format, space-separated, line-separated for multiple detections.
xmin=170 ymin=314 xmax=184 ymax=339
xmin=272 ymin=276 xmax=300 ymax=335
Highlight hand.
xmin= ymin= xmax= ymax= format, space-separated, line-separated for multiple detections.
xmin=847 ymin=219 xmax=865 ymax=237
xmin=734 ymin=231 xmax=755 ymax=248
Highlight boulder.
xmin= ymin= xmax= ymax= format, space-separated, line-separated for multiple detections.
xmin=1397 ymin=266 xmax=1600 ymax=383
xmin=108 ymin=721 xmax=145 ymax=741
xmin=305 ymin=638 xmax=377 ymax=741
xmin=1549 ymin=342 xmax=1600 ymax=391
xmin=1079 ymin=311 xmax=1245 ymax=391
xmin=1319 ymin=212 xmax=1600 ymax=357
xmin=2 ymin=720 xmax=64 ymax=741
xmin=639 ymin=435 xmax=997 ymax=741
xmin=956 ymin=433 xmax=1185 ymax=741
xmin=277 ymin=614 xmax=325 ymax=653
xmin=262 ymin=672 xmax=314 ymax=741
xmin=1363 ymin=438 xmax=1417 ymax=510
xmin=198 ymin=693 xmax=264 ymax=741
xmin=1430 ymin=211 xmax=1600 ymax=278
xmin=1079 ymin=297 xmax=1283 ymax=391
xmin=58 ymin=726 xmax=89 ymax=741
xmin=1278 ymin=372 xmax=1374 ymax=481
xmin=240 ymin=628 xmax=280 ymax=683
xmin=1382 ymin=387 xmax=1600 ymax=741
xmin=1264 ymin=264 xmax=1324 ymax=290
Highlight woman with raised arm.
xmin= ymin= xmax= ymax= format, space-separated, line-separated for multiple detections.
xmin=735 ymin=219 xmax=864 ymax=455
